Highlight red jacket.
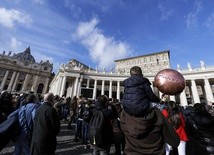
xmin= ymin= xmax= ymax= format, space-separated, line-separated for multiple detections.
xmin=162 ymin=109 xmax=188 ymax=141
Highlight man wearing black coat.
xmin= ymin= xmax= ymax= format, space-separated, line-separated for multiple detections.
xmin=30 ymin=93 xmax=60 ymax=155
xmin=91 ymin=95 xmax=118 ymax=155
xmin=184 ymin=103 xmax=214 ymax=155
xmin=121 ymin=66 xmax=179 ymax=154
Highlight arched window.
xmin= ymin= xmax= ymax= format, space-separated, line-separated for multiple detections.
xmin=37 ymin=83 xmax=44 ymax=94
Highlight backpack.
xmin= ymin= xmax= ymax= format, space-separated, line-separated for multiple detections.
xmin=82 ymin=107 xmax=92 ymax=122
xmin=168 ymin=112 xmax=181 ymax=129
xmin=89 ymin=110 xmax=105 ymax=147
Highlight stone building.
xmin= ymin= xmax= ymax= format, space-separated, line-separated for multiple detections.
xmin=49 ymin=50 xmax=214 ymax=106
xmin=0 ymin=47 xmax=53 ymax=94
xmin=115 ymin=50 xmax=170 ymax=74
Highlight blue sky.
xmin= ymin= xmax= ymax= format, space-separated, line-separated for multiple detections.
xmin=1 ymin=0 xmax=214 ymax=73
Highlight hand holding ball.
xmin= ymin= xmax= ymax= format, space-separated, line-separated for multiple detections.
xmin=154 ymin=69 xmax=186 ymax=95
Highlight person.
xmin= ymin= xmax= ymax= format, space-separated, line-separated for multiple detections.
xmin=120 ymin=105 xmax=180 ymax=155
xmin=68 ymin=96 xmax=77 ymax=129
xmin=30 ymin=93 xmax=60 ymax=155
xmin=122 ymin=66 xmax=161 ymax=117
xmin=13 ymin=93 xmax=41 ymax=155
xmin=91 ymin=95 xmax=117 ymax=155
xmin=184 ymin=103 xmax=214 ymax=155
xmin=0 ymin=91 xmax=14 ymax=123
xmin=53 ymin=95 xmax=62 ymax=115
xmin=74 ymin=96 xmax=85 ymax=142
xmin=121 ymin=66 xmax=180 ymax=154
xmin=162 ymin=101 xmax=188 ymax=155
xmin=111 ymin=101 xmax=125 ymax=155
xmin=81 ymin=99 xmax=93 ymax=149
xmin=60 ymin=95 xmax=69 ymax=121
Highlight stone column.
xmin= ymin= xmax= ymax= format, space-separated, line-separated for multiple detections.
xmin=77 ymin=76 xmax=83 ymax=97
xmin=31 ymin=75 xmax=39 ymax=92
xmin=117 ymin=81 xmax=120 ymax=101
xmin=8 ymin=71 xmax=17 ymax=91
xmin=93 ymin=79 xmax=97 ymax=100
xmin=159 ymin=91 xmax=163 ymax=99
xmin=180 ymin=90 xmax=188 ymax=107
xmin=86 ymin=79 xmax=90 ymax=88
xmin=169 ymin=95 xmax=176 ymax=102
xmin=21 ymin=73 xmax=30 ymax=92
xmin=56 ymin=76 xmax=63 ymax=95
xmin=43 ymin=77 xmax=50 ymax=94
xmin=60 ymin=76 xmax=67 ymax=97
xmin=0 ymin=70 xmax=9 ymax=91
xmin=12 ymin=72 xmax=20 ymax=91
xmin=109 ymin=80 xmax=112 ymax=99
xmin=204 ymin=78 xmax=214 ymax=104
xmin=191 ymin=79 xmax=200 ymax=103
xmin=73 ymin=77 xmax=79 ymax=97
xmin=101 ymin=80 xmax=105 ymax=95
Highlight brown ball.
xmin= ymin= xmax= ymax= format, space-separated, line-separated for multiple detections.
xmin=154 ymin=69 xmax=186 ymax=95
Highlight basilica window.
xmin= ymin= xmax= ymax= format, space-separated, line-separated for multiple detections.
xmin=19 ymin=72 xmax=26 ymax=80
xmin=37 ymin=83 xmax=44 ymax=94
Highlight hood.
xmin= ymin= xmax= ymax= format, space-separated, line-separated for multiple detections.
xmin=95 ymin=101 xmax=107 ymax=110
xmin=123 ymin=76 xmax=150 ymax=87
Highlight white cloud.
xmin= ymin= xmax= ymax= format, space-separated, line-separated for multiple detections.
xmin=0 ymin=7 xmax=32 ymax=28
xmin=64 ymin=0 xmax=82 ymax=18
xmin=205 ymin=13 xmax=214 ymax=28
xmin=75 ymin=18 xmax=131 ymax=69
xmin=185 ymin=0 xmax=202 ymax=29
xmin=158 ymin=3 xmax=173 ymax=21
xmin=10 ymin=37 xmax=22 ymax=50
xmin=32 ymin=0 xmax=45 ymax=5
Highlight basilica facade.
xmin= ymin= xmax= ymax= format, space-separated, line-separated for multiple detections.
xmin=0 ymin=47 xmax=53 ymax=94
xmin=49 ymin=50 xmax=214 ymax=106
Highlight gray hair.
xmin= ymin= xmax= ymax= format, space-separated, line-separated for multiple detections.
xmin=44 ymin=92 xmax=54 ymax=104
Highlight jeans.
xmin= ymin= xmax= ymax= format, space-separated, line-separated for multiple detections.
xmin=75 ymin=119 xmax=83 ymax=140
xmin=81 ymin=120 xmax=89 ymax=145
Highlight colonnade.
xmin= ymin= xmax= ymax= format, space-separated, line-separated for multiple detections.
xmin=50 ymin=72 xmax=214 ymax=107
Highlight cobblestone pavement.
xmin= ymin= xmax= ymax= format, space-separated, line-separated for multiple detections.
xmin=0 ymin=121 xmax=115 ymax=155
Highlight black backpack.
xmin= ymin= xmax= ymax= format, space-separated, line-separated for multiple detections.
xmin=168 ymin=112 xmax=181 ymax=129
xmin=82 ymin=107 xmax=92 ymax=122
xmin=89 ymin=110 xmax=105 ymax=147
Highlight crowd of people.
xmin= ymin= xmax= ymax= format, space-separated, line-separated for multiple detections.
xmin=0 ymin=66 xmax=214 ymax=155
